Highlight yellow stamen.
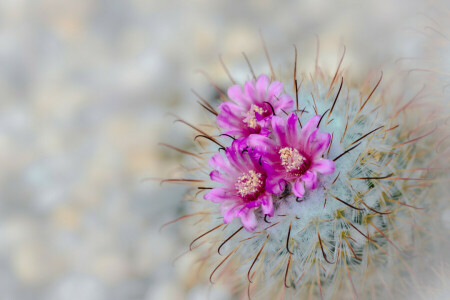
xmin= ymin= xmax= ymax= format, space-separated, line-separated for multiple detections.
xmin=279 ymin=147 xmax=307 ymax=173
xmin=243 ymin=105 xmax=266 ymax=129
xmin=236 ymin=170 xmax=264 ymax=197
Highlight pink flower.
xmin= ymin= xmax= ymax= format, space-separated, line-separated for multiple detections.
xmin=204 ymin=141 xmax=275 ymax=232
xmin=217 ymin=74 xmax=294 ymax=140
xmin=248 ymin=113 xmax=335 ymax=198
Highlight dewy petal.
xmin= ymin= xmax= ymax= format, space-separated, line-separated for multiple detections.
xmin=239 ymin=208 xmax=258 ymax=232
xmin=301 ymin=171 xmax=319 ymax=190
xmin=293 ymin=179 xmax=305 ymax=198
xmin=311 ymin=159 xmax=335 ymax=175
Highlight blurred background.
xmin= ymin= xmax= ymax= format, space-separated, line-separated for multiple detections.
xmin=0 ymin=0 xmax=447 ymax=299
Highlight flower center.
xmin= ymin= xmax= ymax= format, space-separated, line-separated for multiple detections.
xmin=235 ymin=170 xmax=265 ymax=200
xmin=279 ymin=147 xmax=309 ymax=176
xmin=243 ymin=104 xmax=267 ymax=129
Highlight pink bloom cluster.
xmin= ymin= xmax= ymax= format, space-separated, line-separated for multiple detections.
xmin=204 ymin=75 xmax=335 ymax=231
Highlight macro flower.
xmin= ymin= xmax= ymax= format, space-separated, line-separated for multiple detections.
xmin=204 ymin=141 xmax=274 ymax=231
xmin=217 ymin=74 xmax=294 ymax=140
xmin=248 ymin=113 xmax=335 ymax=198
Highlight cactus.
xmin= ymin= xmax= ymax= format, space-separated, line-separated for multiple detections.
xmin=161 ymin=46 xmax=444 ymax=299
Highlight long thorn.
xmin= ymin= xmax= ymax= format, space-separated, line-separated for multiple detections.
xmin=210 ymin=246 xmax=239 ymax=284
xmin=219 ymin=54 xmax=236 ymax=84
xmin=218 ymin=226 xmax=243 ymax=255
xmin=318 ymin=231 xmax=334 ymax=264
xmin=190 ymin=224 xmax=224 ymax=250
xmin=286 ymin=222 xmax=293 ymax=254
xmin=160 ymin=178 xmax=204 ymax=186
xmin=260 ymin=30 xmax=275 ymax=80
xmin=248 ymin=234 xmax=269 ymax=283
xmin=194 ymin=134 xmax=225 ymax=148
xmin=327 ymin=77 xmax=344 ymax=121
xmin=191 ymin=89 xmax=218 ymax=114
xmin=317 ymin=109 xmax=330 ymax=128
xmin=326 ymin=46 xmax=346 ymax=97
xmin=333 ymin=142 xmax=362 ymax=161
xmin=242 ymin=52 xmax=256 ymax=80
xmin=352 ymin=173 xmax=393 ymax=180
xmin=196 ymin=69 xmax=227 ymax=101
xmin=329 ymin=194 xmax=364 ymax=211
xmin=158 ymin=143 xmax=202 ymax=158
xmin=357 ymin=71 xmax=383 ymax=115
xmin=284 ymin=253 xmax=292 ymax=288
xmin=347 ymin=125 xmax=384 ymax=147
xmin=159 ymin=212 xmax=209 ymax=233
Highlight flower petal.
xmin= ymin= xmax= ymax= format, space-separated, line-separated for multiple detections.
xmin=264 ymin=175 xmax=283 ymax=195
xmin=267 ymin=81 xmax=283 ymax=100
xmin=244 ymin=80 xmax=257 ymax=101
xmin=311 ymin=132 xmax=331 ymax=158
xmin=259 ymin=127 xmax=271 ymax=137
xmin=271 ymin=116 xmax=288 ymax=146
xmin=204 ymin=188 xmax=230 ymax=203
xmin=300 ymin=115 xmax=321 ymax=148
xmin=256 ymin=74 xmax=270 ymax=99
xmin=302 ymin=171 xmax=319 ymax=189
xmin=210 ymin=170 xmax=229 ymax=184
xmin=273 ymin=93 xmax=294 ymax=112
xmin=209 ymin=153 xmax=228 ymax=170
xmin=227 ymin=85 xmax=249 ymax=106
xmin=217 ymin=102 xmax=245 ymax=130
xmin=311 ymin=159 xmax=335 ymax=174
xmin=247 ymin=134 xmax=278 ymax=156
xmin=260 ymin=194 xmax=274 ymax=216
xmin=293 ymin=179 xmax=305 ymax=198
xmin=239 ymin=208 xmax=258 ymax=232
xmin=221 ymin=201 xmax=241 ymax=223
xmin=286 ymin=113 xmax=299 ymax=145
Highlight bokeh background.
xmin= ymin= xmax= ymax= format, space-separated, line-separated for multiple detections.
xmin=0 ymin=0 xmax=448 ymax=299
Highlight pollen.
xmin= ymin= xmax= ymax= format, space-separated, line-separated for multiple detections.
xmin=243 ymin=105 xmax=266 ymax=129
xmin=236 ymin=170 xmax=264 ymax=198
xmin=279 ymin=147 xmax=308 ymax=174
